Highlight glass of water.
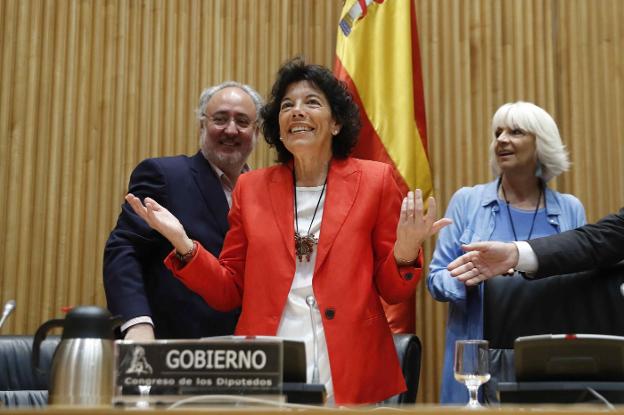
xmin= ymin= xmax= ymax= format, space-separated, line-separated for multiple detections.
xmin=454 ymin=339 xmax=490 ymax=408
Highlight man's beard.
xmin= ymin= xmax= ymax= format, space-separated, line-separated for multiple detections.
xmin=209 ymin=148 xmax=248 ymax=171
xmin=200 ymin=129 xmax=255 ymax=173
xmin=201 ymin=140 xmax=252 ymax=173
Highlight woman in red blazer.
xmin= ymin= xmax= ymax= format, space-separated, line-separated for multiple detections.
xmin=127 ymin=58 xmax=450 ymax=405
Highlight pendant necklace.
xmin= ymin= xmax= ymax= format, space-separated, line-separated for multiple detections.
xmin=498 ymin=177 xmax=544 ymax=241
xmin=293 ymin=170 xmax=327 ymax=262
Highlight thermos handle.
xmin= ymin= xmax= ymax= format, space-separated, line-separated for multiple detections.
xmin=32 ymin=318 xmax=64 ymax=375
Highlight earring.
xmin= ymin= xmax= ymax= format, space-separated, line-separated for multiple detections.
xmin=535 ymin=162 xmax=543 ymax=178
xmin=279 ymin=137 xmax=284 ymax=141
xmin=332 ymin=130 xmax=338 ymax=135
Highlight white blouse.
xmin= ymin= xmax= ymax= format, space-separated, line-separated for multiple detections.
xmin=275 ymin=184 xmax=333 ymax=402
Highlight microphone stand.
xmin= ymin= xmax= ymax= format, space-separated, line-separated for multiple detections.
xmin=305 ymin=295 xmax=320 ymax=384
xmin=0 ymin=300 xmax=16 ymax=331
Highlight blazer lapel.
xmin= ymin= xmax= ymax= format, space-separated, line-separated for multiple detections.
xmin=189 ymin=151 xmax=230 ymax=235
xmin=268 ymin=164 xmax=296 ymax=263
xmin=315 ymin=158 xmax=361 ymax=273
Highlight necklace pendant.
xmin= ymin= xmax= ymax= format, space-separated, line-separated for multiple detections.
xmin=295 ymin=232 xmax=318 ymax=262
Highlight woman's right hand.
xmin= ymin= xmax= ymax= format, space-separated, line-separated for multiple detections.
xmin=125 ymin=193 xmax=194 ymax=253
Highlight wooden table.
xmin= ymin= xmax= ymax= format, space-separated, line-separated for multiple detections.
xmin=1 ymin=404 xmax=624 ymax=415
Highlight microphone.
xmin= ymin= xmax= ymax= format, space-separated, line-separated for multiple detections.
xmin=305 ymin=295 xmax=320 ymax=384
xmin=0 ymin=300 xmax=16 ymax=330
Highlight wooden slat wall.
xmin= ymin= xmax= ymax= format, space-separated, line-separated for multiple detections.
xmin=0 ymin=0 xmax=340 ymax=332
xmin=1 ymin=0 xmax=623 ymax=403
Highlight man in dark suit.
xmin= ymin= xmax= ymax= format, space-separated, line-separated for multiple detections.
xmin=446 ymin=208 xmax=624 ymax=284
xmin=103 ymin=82 xmax=263 ymax=340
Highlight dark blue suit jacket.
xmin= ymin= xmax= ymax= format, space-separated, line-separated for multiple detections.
xmin=528 ymin=207 xmax=624 ymax=277
xmin=103 ymin=151 xmax=239 ymax=338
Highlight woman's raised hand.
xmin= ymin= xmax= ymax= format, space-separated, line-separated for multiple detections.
xmin=394 ymin=190 xmax=452 ymax=265
xmin=125 ymin=193 xmax=193 ymax=253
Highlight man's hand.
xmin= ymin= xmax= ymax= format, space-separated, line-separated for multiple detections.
xmin=124 ymin=323 xmax=155 ymax=341
xmin=447 ymin=241 xmax=519 ymax=285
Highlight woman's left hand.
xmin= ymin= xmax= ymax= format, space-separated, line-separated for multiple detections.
xmin=394 ymin=189 xmax=452 ymax=265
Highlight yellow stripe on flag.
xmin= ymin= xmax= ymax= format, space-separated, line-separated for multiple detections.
xmin=336 ymin=0 xmax=432 ymax=197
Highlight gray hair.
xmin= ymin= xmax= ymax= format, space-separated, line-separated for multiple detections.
xmin=489 ymin=101 xmax=570 ymax=182
xmin=196 ymin=81 xmax=263 ymax=121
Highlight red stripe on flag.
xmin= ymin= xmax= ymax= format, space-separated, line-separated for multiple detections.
xmin=357 ymin=0 xmax=368 ymax=18
xmin=334 ymin=57 xmax=410 ymax=196
xmin=410 ymin=1 xmax=428 ymax=151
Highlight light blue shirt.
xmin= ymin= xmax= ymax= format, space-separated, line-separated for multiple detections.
xmin=427 ymin=179 xmax=586 ymax=404
xmin=491 ymin=201 xmax=553 ymax=241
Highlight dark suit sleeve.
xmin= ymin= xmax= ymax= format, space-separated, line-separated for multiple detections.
xmin=103 ymin=159 xmax=170 ymax=321
xmin=528 ymin=208 xmax=624 ymax=277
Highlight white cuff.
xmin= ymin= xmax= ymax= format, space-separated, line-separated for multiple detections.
xmin=121 ymin=316 xmax=154 ymax=333
xmin=513 ymin=241 xmax=538 ymax=273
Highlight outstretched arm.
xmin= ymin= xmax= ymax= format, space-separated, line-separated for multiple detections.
xmin=447 ymin=241 xmax=519 ymax=285
xmin=529 ymin=209 xmax=624 ymax=277
xmin=125 ymin=193 xmax=194 ymax=255
xmin=127 ymin=191 xmax=244 ymax=311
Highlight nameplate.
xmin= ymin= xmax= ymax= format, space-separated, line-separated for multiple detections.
xmin=115 ymin=338 xmax=283 ymax=394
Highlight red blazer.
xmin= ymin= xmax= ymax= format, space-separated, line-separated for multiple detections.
xmin=165 ymin=157 xmax=423 ymax=404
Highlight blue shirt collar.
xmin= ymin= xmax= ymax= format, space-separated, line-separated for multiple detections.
xmin=480 ymin=178 xmax=562 ymax=216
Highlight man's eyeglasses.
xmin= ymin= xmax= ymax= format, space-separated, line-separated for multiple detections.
xmin=203 ymin=113 xmax=255 ymax=130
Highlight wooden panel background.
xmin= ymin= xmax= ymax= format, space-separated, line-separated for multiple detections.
xmin=0 ymin=0 xmax=622 ymax=403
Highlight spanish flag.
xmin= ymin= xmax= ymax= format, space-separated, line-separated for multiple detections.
xmin=334 ymin=0 xmax=431 ymax=333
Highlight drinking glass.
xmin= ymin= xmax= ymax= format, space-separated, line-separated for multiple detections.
xmin=136 ymin=385 xmax=151 ymax=408
xmin=454 ymin=340 xmax=490 ymax=408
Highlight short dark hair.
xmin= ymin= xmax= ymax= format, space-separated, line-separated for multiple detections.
xmin=261 ymin=57 xmax=361 ymax=163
